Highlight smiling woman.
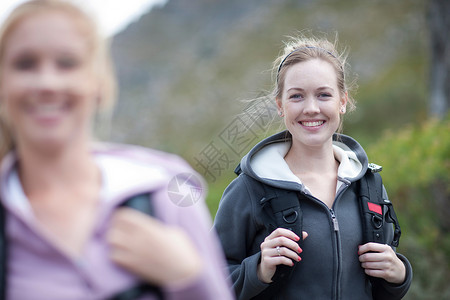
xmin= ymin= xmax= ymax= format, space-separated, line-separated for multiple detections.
xmin=213 ymin=34 xmax=413 ymax=299
xmin=0 ymin=9 xmax=102 ymax=155
xmin=0 ymin=1 xmax=232 ymax=299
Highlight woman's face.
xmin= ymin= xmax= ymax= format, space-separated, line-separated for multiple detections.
xmin=277 ymin=58 xmax=347 ymax=150
xmin=0 ymin=11 xmax=99 ymax=153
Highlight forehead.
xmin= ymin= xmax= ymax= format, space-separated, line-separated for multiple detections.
xmin=283 ymin=59 xmax=338 ymax=90
xmin=4 ymin=11 xmax=91 ymax=58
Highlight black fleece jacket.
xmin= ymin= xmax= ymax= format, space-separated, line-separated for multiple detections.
xmin=213 ymin=131 xmax=412 ymax=300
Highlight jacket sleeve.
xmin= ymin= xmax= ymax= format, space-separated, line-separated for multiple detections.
xmin=213 ymin=175 xmax=270 ymax=299
xmin=372 ymin=186 xmax=413 ymax=300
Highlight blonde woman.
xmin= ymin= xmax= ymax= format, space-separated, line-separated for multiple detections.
xmin=214 ymin=35 xmax=412 ymax=299
xmin=0 ymin=1 xmax=232 ymax=299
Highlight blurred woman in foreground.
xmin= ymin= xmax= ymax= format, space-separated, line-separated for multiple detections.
xmin=0 ymin=0 xmax=233 ymax=299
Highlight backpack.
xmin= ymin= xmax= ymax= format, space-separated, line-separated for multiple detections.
xmin=0 ymin=193 xmax=163 ymax=300
xmin=235 ymin=163 xmax=402 ymax=291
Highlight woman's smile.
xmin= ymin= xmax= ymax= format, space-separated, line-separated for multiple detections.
xmin=299 ymin=120 xmax=325 ymax=128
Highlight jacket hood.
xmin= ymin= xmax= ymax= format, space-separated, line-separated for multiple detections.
xmin=237 ymin=131 xmax=369 ymax=191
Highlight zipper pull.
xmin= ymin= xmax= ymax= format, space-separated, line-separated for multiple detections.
xmin=331 ymin=210 xmax=339 ymax=231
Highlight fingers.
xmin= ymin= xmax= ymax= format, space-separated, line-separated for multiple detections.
xmin=263 ymin=229 xmax=307 ymax=258
xmin=107 ymin=208 xmax=155 ymax=267
xmin=265 ymin=244 xmax=301 ymax=264
xmin=257 ymin=228 xmax=308 ymax=283
xmin=110 ymin=207 xmax=161 ymax=231
xmin=263 ymin=235 xmax=301 ymax=256
xmin=358 ymin=242 xmax=406 ymax=284
xmin=358 ymin=242 xmax=386 ymax=255
xmin=358 ymin=243 xmax=392 ymax=266
xmin=107 ymin=208 xmax=159 ymax=250
xmin=107 ymin=208 xmax=203 ymax=285
xmin=266 ymin=227 xmax=301 ymax=242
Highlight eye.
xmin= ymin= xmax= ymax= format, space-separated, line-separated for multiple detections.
xmin=13 ymin=56 xmax=37 ymax=71
xmin=288 ymin=93 xmax=303 ymax=101
xmin=319 ymin=93 xmax=332 ymax=98
xmin=57 ymin=56 xmax=80 ymax=70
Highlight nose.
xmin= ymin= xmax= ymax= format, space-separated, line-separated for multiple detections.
xmin=303 ymin=97 xmax=320 ymax=114
xmin=33 ymin=63 xmax=64 ymax=94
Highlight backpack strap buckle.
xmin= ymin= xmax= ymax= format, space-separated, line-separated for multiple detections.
xmin=282 ymin=209 xmax=298 ymax=224
xmin=368 ymin=163 xmax=383 ymax=173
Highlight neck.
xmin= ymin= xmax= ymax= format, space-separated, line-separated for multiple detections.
xmin=285 ymin=139 xmax=337 ymax=175
xmin=16 ymin=139 xmax=99 ymax=196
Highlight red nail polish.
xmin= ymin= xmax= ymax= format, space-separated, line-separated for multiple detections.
xmin=298 ymin=246 xmax=302 ymax=253
xmin=295 ymin=236 xmax=300 ymax=241
xmin=297 ymin=256 xmax=301 ymax=262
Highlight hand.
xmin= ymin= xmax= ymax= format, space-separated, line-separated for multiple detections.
xmin=358 ymin=242 xmax=406 ymax=284
xmin=107 ymin=207 xmax=203 ymax=286
xmin=257 ymin=228 xmax=308 ymax=283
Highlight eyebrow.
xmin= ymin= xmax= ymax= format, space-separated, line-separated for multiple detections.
xmin=286 ymin=86 xmax=335 ymax=92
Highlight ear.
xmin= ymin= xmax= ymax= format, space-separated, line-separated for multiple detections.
xmin=0 ymin=78 xmax=4 ymax=103
xmin=93 ymin=78 xmax=103 ymax=110
xmin=276 ymin=97 xmax=283 ymax=114
xmin=340 ymin=91 xmax=348 ymax=114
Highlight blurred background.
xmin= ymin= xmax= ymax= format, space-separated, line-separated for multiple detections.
xmin=3 ymin=0 xmax=448 ymax=298
xmin=109 ymin=0 xmax=449 ymax=298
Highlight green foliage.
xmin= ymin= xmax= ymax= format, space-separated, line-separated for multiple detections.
xmin=205 ymin=173 xmax=235 ymax=216
xmin=366 ymin=116 xmax=450 ymax=299
xmin=366 ymin=116 xmax=449 ymax=194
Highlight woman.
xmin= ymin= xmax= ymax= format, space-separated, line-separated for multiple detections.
xmin=0 ymin=1 xmax=232 ymax=299
xmin=213 ymin=35 xmax=413 ymax=299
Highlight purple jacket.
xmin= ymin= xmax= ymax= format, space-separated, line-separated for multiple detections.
xmin=0 ymin=143 xmax=233 ymax=300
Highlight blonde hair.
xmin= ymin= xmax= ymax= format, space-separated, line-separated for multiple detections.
xmin=0 ymin=0 xmax=117 ymax=158
xmin=272 ymin=33 xmax=357 ymax=132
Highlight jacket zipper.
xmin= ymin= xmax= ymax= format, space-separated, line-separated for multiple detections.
xmin=330 ymin=209 xmax=341 ymax=300
xmin=305 ymin=183 xmax=349 ymax=300
xmin=330 ymin=182 xmax=349 ymax=300
xmin=330 ymin=210 xmax=340 ymax=231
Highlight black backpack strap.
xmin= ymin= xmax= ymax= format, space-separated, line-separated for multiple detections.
xmin=0 ymin=202 xmax=6 ymax=300
xmin=359 ymin=165 xmax=401 ymax=247
xmin=109 ymin=282 xmax=163 ymax=300
xmin=120 ymin=193 xmax=155 ymax=216
xmin=259 ymin=185 xmax=303 ymax=283
xmin=237 ymin=166 xmax=304 ymax=295
xmin=359 ymin=169 xmax=385 ymax=244
xmin=234 ymin=164 xmax=242 ymax=176
xmin=384 ymin=200 xmax=401 ymax=247
xmin=108 ymin=193 xmax=164 ymax=300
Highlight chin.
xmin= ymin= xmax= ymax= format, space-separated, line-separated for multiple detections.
xmin=292 ymin=133 xmax=333 ymax=149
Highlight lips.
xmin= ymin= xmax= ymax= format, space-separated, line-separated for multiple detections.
xmin=27 ymin=102 xmax=69 ymax=125
xmin=33 ymin=103 xmax=67 ymax=114
xmin=300 ymin=120 xmax=324 ymax=127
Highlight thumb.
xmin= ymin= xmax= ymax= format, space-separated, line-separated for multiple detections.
xmin=302 ymin=231 xmax=308 ymax=240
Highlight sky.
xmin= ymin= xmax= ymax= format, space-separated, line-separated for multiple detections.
xmin=0 ymin=0 xmax=167 ymax=36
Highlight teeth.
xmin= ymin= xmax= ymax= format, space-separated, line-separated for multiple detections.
xmin=302 ymin=121 xmax=324 ymax=127
xmin=35 ymin=103 xmax=64 ymax=114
